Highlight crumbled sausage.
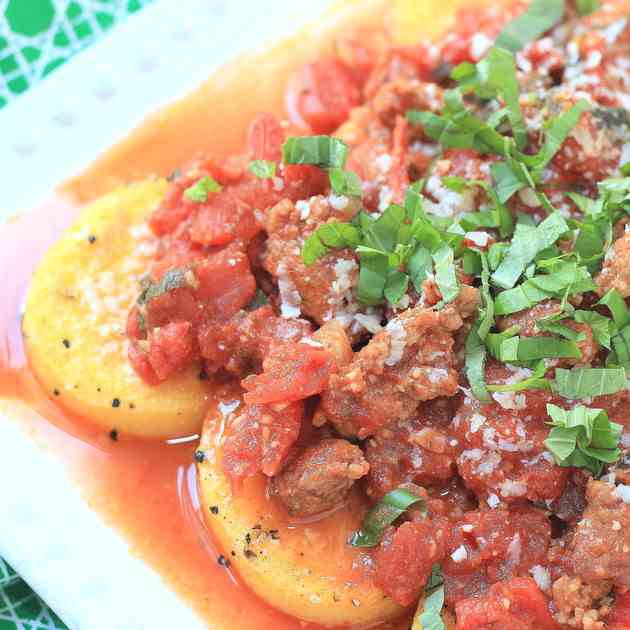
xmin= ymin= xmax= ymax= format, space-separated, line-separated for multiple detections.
xmin=271 ymin=439 xmax=369 ymax=516
xmin=321 ymin=306 xmax=462 ymax=438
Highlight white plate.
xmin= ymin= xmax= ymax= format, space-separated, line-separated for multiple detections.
xmin=0 ymin=2 xmax=334 ymax=628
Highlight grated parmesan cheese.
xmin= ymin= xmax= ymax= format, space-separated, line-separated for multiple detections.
xmin=277 ymin=263 xmax=302 ymax=319
xmin=529 ymin=565 xmax=551 ymax=592
xmin=615 ymin=484 xmax=630 ymax=504
xmin=384 ymin=319 xmax=407 ymax=366
xmin=451 ymin=545 xmax=468 ymax=563
xmin=487 ymin=494 xmax=500 ymax=509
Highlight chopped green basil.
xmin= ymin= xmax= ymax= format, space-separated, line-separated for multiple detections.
xmin=282 ymin=135 xmax=349 ymax=169
xmin=491 ymin=213 xmax=569 ymax=289
xmin=576 ymin=0 xmax=599 ymax=16
xmin=329 ymin=168 xmax=363 ymax=197
xmin=554 ymin=367 xmax=626 ymax=399
xmin=349 ymin=488 xmax=426 ymax=547
xmin=302 ymin=222 xmax=361 ymax=266
xmin=544 ymin=404 xmax=622 ymax=476
xmin=488 ymin=360 xmax=550 ymax=392
xmin=413 ymin=565 xmax=445 ymax=630
xmin=248 ymin=160 xmax=276 ymax=179
xmin=598 ymin=289 xmax=630 ymax=328
xmin=495 ymin=0 xmax=565 ymax=52
xmin=183 ymin=175 xmax=222 ymax=202
xmin=433 ymin=245 xmax=460 ymax=305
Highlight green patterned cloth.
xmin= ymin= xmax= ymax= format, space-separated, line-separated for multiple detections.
xmin=0 ymin=559 xmax=66 ymax=630
xmin=1 ymin=2 xmax=154 ymax=625
xmin=0 ymin=0 xmax=154 ymax=109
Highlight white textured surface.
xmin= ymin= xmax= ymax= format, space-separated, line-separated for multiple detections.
xmin=0 ymin=0 xmax=334 ymax=628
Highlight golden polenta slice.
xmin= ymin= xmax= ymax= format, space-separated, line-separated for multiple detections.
xmin=23 ymin=180 xmax=210 ymax=439
xmin=197 ymin=402 xmax=404 ymax=627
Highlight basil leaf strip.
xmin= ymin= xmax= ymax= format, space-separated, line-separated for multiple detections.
xmin=545 ymin=404 xmax=622 ymax=476
xmin=248 ymin=160 xmax=276 ymax=179
xmin=329 ymin=168 xmax=362 ymax=197
xmin=282 ymin=135 xmax=349 ymax=169
xmin=302 ymin=222 xmax=361 ymax=266
xmin=577 ymin=0 xmax=599 ymax=16
xmin=413 ymin=565 xmax=445 ymax=630
xmin=433 ymin=245 xmax=460 ymax=305
xmin=554 ymin=368 xmax=626 ymax=399
xmin=492 ymin=213 xmax=569 ymax=289
xmin=183 ymin=175 xmax=222 ymax=202
xmin=349 ymin=488 xmax=426 ymax=548
xmin=598 ymin=289 xmax=630 ymax=328
xmin=495 ymin=0 xmax=565 ymax=53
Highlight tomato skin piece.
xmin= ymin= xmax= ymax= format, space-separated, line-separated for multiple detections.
xmin=221 ymin=400 xmax=304 ymax=482
xmin=373 ymin=520 xmax=448 ymax=607
xmin=194 ymin=244 xmax=256 ymax=320
xmin=241 ymin=343 xmax=336 ymax=405
xmin=247 ymin=112 xmax=285 ymax=162
xmin=146 ymin=320 xmax=196 ymax=381
xmin=455 ymin=578 xmax=559 ymax=630
xmin=189 ymin=192 xmax=259 ymax=247
xmin=286 ymin=58 xmax=361 ymax=134
xmin=283 ymin=164 xmax=330 ymax=201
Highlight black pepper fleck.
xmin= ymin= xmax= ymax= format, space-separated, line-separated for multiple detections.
xmin=194 ymin=450 xmax=206 ymax=463
xmin=109 ymin=429 xmax=119 ymax=441
xmin=198 ymin=369 xmax=209 ymax=381
xmin=245 ymin=533 xmax=251 ymax=545
xmin=88 ymin=235 xmax=97 ymax=244
xmin=209 ymin=505 xmax=219 ymax=515
xmin=217 ymin=555 xmax=230 ymax=568
xmin=269 ymin=529 xmax=280 ymax=540
xmin=62 ymin=339 xmax=71 ymax=348
xmin=53 ymin=388 xmax=60 ymax=396
xmin=97 ymin=387 xmax=101 ymax=393
xmin=111 ymin=398 xmax=121 ymax=408
xmin=129 ymin=403 xmax=135 ymax=409
xmin=230 ymin=551 xmax=236 ymax=557
xmin=244 ymin=550 xmax=257 ymax=559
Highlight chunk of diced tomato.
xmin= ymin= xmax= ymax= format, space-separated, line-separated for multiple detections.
xmin=283 ymin=164 xmax=330 ymax=201
xmin=455 ymin=578 xmax=559 ymax=630
xmin=222 ymin=400 xmax=304 ymax=481
xmin=286 ymin=58 xmax=360 ymax=134
xmin=247 ymin=113 xmax=285 ymax=162
xmin=189 ymin=192 xmax=259 ymax=247
xmin=194 ymin=244 xmax=256 ymax=319
xmin=609 ymin=591 xmax=630 ymax=629
xmin=241 ymin=342 xmax=335 ymax=405
xmin=146 ymin=321 xmax=196 ymax=381
xmin=374 ymin=520 xmax=447 ymax=607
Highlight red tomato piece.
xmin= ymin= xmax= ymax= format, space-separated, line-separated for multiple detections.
xmin=221 ymin=400 xmax=304 ymax=481
xmin=373 ymin=520 xmax=448 ymax=607
xmin=146 ymin=321 xmax=196 ymax=381
xmin=286 ymin=58 xmax=360 ymax=134
xmin=194 ymin=244 xmax=256 ymax=320
xmin=241 ymin=342 xmax=335 ymax=405
xmin=247 ymin=113 xmax=285 ymax=162
xmin=609 ymin=591 xmax=630 ymax=630
xmin=189 ymin=192 xmax=259 ymax=247
xmin=455 ymin=578 xmax=559 ymax=630
xmin=145 ymin=288 xmax=200 ymax=330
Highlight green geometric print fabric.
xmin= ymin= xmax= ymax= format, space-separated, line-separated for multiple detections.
xmin=0 ymin=0 xmax=155 ymax=109
xmin=0 ymin=558 xmax=66 ymax=630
